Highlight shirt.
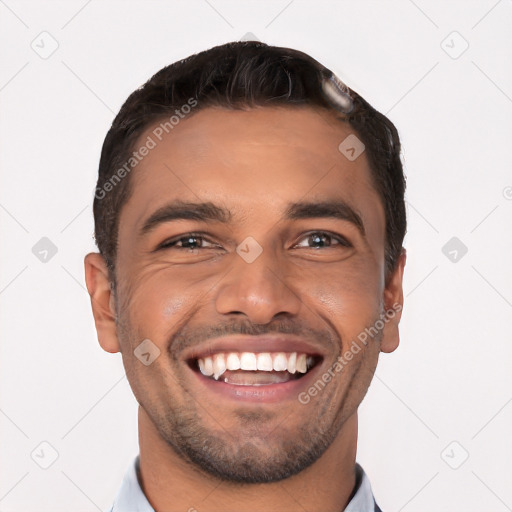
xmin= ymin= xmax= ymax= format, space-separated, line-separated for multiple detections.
xmin=108 ymin=455 xmax=383 ymax=512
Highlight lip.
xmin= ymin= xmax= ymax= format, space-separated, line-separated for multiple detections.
xmin=181 ymin=335 xmax=328 ymax=403
xmin=182 ymin=335 xmax=327 ymax=361
xmin=189 ymin=356 xmax=326 ymax=403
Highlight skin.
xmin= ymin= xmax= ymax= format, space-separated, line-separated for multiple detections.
xmin=85 ymin=105 xmax=406 ymax=512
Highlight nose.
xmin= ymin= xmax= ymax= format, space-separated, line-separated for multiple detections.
xmin=215 ymin=244 xmax=302 ymax=324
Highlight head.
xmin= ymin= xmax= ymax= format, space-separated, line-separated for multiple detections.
xmin=85 ymin=41 xmax=406 ymax=483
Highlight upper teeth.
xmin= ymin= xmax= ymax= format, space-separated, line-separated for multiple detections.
xmin=197 ymin=352 xmax=314 ymax=380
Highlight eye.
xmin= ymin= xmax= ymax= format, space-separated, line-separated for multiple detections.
xmin=293 ymin=231 xmax=352 ymax=249
xmin=157 ymin=233 xmax=219 ymax=251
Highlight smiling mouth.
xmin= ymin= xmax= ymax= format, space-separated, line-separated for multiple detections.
xmin=189 ymin=352 xmax=321 ymax=386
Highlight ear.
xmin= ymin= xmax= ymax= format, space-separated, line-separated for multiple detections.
xmin=84 ymin=252 xmax=120 ymax=353
xmin=380 ymin=248 xmax=407 ymax=354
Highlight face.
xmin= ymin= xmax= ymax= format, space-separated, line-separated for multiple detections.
xmin=87 ymin=106 xmax=405 ymax=483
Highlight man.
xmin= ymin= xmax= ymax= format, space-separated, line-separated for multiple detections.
xmin=85 ymin=41 xmax=407 ymax=512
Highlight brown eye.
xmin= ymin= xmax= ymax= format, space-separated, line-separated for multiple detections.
xmin=294 ymin=232 xmax=352 ymax=249
xmin=158 ymin=233 xmax=218 ymax=251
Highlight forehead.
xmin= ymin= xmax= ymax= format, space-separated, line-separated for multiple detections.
xmin=119 ymin=106 xmax=384 ymax=236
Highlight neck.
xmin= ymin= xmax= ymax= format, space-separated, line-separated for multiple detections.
xmin=137 ymin=406 xmax=359 ymax=512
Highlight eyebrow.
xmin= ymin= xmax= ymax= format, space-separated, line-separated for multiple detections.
xmin=139 ymin=201 xmax=231 ymax=236
xmin=139 ymin=199 xmax=366 ymax=238
xmin=285 ymin=200 xmax=366 ymax=236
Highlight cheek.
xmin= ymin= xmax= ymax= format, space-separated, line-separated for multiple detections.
xmin=117 ymin=275 xmax=193 ymax=391
xmin=132 ymin=286 xmax=181 ymax=331
xmin=303 ymin=263 xmax=382 ymax=345
xmin=121 ymin=268 xmax=205 ymax=343
xmin=162 ymin=296 xmax=186 ymax=318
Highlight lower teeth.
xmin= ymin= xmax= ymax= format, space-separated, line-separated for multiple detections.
xmin=217 ymin=370 xmax=301 ymax=386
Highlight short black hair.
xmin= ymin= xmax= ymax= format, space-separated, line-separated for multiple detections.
xmin=93 ymin=41 xmax=406 ymax=285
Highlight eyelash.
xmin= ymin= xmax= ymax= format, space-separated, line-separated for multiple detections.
xmin=157 ymin=231 xmax=353 ymax=251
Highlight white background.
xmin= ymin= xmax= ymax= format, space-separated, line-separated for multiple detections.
xmin=1 ymin=1 xmax=511 ymax=511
